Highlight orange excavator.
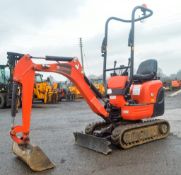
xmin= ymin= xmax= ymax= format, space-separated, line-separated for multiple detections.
xmin=10 ymin=5 xmax=170 ymax=172
xmin=171 ymin=79 xmax=181 ymax=90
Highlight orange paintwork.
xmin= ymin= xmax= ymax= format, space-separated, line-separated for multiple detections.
xmin=107 ymin=77 xmax=162 ymax=120
xmin=171 ymin=80 xmax=181 ymax=88
xmin=107 ymin=76 xmax=128 ymax=108
xmin=121 ymin=104 xmax=154 ymax=120
xmin=10 ymin=55 xmax=163 ymax=145
xmin=107 ymin=76 xmax=128 ymax=89
xmin=10 ymin=55 xmax=108 ymax=144
xmin=130 ymin=80 xmax=162 ymax=104
xmin=10 ymin=55 xmax=35 ymax=144
xmin=109 ymin=96 xmax=126 ymax=108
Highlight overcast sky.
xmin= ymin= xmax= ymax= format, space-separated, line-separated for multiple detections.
xmin=0 ymin=0 xmax=181 ymax=80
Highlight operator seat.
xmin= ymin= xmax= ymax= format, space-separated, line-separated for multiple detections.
xmin=133 ymin=59 xmax=157 ymax=82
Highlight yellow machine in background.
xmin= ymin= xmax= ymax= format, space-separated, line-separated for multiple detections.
xmin=56 ymin=82 xmax=75 ymax=101
xmin=91 ymin=78 xmax=105 ymax=95
xmin=67 ymin=78 xmax=105 ymax=98
xmin=67 ymin=81 xmax=82 ymax=98
xmin=68 ymin=84 xmax=81 ymax=98
xmin=33 ymin=73 xmax=58 ymax=103
xmin=46 ymin=76 xmax=59 ymax=103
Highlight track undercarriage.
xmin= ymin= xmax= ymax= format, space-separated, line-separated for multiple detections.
xmin=74 ymin=119 xmax=170 ymax=154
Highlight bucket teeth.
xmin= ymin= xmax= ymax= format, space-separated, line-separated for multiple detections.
xmin=74 ymin=132 xmax=112 ymax=155
xmin=12 ymin=142 xmax=55 ymax=171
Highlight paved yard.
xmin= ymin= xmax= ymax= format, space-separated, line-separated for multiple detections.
xmin=0 ymin=93 xmax=181 ymax=175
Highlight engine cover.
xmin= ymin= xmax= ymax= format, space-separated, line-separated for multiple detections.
xmin=130 ymin=80 xmax=163 ymax=104
xmin=107 ymin=76 xmax=128 ymax=108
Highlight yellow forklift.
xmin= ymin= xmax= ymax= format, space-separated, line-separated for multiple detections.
xmin=68 ymin=82 xmax=82 ymax=98
xmin=33 ymin=73 xmax=58 ymax=104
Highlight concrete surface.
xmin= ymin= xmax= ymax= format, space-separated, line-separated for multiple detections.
xmin=169 ymin=89 xmax=181 ymax=97
xmin=0 ymin=93 xmax=181 ymax=175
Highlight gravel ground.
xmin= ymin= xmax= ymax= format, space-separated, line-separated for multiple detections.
xmin=0 ymin=92 xmax=181 ymax=175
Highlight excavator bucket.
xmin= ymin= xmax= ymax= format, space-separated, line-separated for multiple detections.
xmin=12 ymin=142 xmax=54 ymax=171
xmin=74 ymin=132 xmax=112 ymax=155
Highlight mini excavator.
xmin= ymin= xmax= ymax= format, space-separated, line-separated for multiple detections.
xmin=10 ymin=5 xmax=170 ymax=172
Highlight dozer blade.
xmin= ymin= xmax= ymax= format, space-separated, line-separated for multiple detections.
xmin=12 ymin=142 xmax=54 ymax=172
xmin=74 ymin=132 xmax=112 ymax=155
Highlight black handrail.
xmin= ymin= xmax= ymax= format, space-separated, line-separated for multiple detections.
xmin=101 ymin=5 xmax=153 ymax=94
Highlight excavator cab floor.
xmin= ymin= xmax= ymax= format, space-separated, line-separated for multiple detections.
xmin=12 ymin=142 xmax=54 ymax=171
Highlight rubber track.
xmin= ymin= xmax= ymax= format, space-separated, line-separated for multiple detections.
xmin=111 ymin=119 xmax=170 ymax=149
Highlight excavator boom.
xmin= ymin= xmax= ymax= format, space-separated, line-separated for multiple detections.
xmin=10 ymin=54 xmax=109 ymax=171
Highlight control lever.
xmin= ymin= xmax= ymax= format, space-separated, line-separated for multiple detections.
xmin=119 ymin=65 xmax=124 ymax=75
xmin=113 ymin=60 xmax=117 ymax=74
xmin=111 ymin=60 xmax=117 ymax=76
